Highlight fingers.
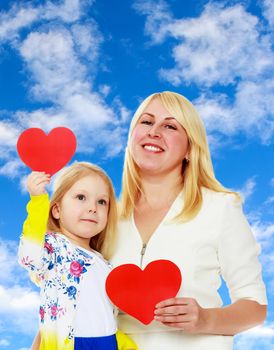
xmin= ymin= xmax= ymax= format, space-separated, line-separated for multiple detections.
xmin=155 ymin=304 xmax=190 ymax=315
xmin=154 ymin=297 xmax=202 ymax=332
xmin=155 ymin=297 xmax=190 ymax=308
xmin=27 ymin=171 xmax=51 ymax=196
xmin=154 ymin=304 xmax=192 ymax=323
xmin=154 ymin=313 xmax=193 ymax=323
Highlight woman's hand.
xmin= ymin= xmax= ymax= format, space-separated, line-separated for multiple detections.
xmin=154 ymin=297 xmax=208 ymax=333
xmin=27 ymin=171 xmax=51 ymax=196
xmin=154 ymin=298 xmax=266 ymax=335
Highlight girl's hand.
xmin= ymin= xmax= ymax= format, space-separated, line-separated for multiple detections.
xmin=154 ymin=297 xmax=208 ymax=333
xmin=27 ymin=172 xmax=51 ymax=196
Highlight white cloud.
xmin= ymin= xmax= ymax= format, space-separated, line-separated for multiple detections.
xmin=0 ymin=239 xmax=39 ymax=335
xmin=262 ymin=0 xmax=274 ymax=27
xmin=20 ymin=29 xmax=86 ymax=102
xmin=0 ymin=285 xmax=39 ymax=313
xmin=0 ymin=0 xmax=86 ymax=44
xmin=249 ymin=218 xmax=274 ymax=242
xmin=0 ymin=239 xmax=29 ymax=286
xmin=235 ymin=323 xmax=274 ymax=349
xmin=0 ymin=160 xmax=24 ymax=179
xmin=17 ymin=26 xmax=127 ymax=156
xmin=134 ymin=0 xmax=274 ymax=143
xmin=135 ymin=0 xmax=273 ymax=84
xmin=99 ymin=84 xmax=111 ymax=97
xmin=234 ymin=80 xmax=274 ymax=143
xmin=153 ymin=2 xmax=273 ymax=86
xmin=0 ymin=0 xmax=130 ymax=181
xmin=265 ymin=195 xmax=274 ymax=204
xmin=235 ymin=178 xmax=256 ymax=202
xmin=0 ymin=121 xmax=21 ymax=149
xmin=0 ymin=284 xmax=39 ymax=335
xmin=194 ymin=93 xmax=236 ymax=136
xmin=43 ymin=0 xmax=85 ymax=23
xmin=0 ymin=339 xmax=10 ymax=346
xmin=71 ymin=22 xmax=103 ymax=59
xmin=133 ymin=0 xmax=171 ymax=44
xmin=0 ymin=4 xmax=40 ymax=43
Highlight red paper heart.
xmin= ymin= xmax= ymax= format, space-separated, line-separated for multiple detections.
xmin=17 ymin=127 xmax=77 ymax=175
xmin=106 ymin=260 xmax=182 ymax=325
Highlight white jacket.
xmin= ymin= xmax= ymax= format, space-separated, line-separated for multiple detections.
xmin=111 ymin=188 xmax=267 ymax=350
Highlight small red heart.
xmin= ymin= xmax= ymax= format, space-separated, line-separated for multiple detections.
xmin=17 ymin=127 xmax=77 ymax=175
xmin=106 ymin=260 xmax=182 ymax=325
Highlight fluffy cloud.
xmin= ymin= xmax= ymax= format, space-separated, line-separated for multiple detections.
xmin=135 ymin=1 xmax=273 ymax=86
xmin=0 ymin=160 xmax=24 ymax=179
xmin=16 ymin=22 xmax=127 ymax=155
xmin=134 ymin=0 xmax=274 ymax=143
xmin=133 ymin=0 xmax=171 ymax=44
xmin=0 ymin=0 xmax=130 ymax=180
xmin=160 ymin=4 xmax=272 ymax=86
xmin=0 ymin=0 xmax=87 ymax=44
xmin=0 ymin=339 xmax=10 ymax=346
xmin=0 ymin=5 xmax=39 ymax=43
xmin=262 ymin=0 xmax=274 ymax=28
xmin=235 ymin=323 xmax=274 ymax=349
xmin=0 ymin=284 xmax=39 ymax=335
xmin=0 ymin=239 xmax=39 ymax=336
xmin=194 ymin=79 xmax=274 ymax=143
xmin=235 ymin=178 xmax=256 ymax=202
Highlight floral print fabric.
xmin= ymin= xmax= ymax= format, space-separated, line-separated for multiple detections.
xmin=19 ymin=231 xmax=97 ymax=348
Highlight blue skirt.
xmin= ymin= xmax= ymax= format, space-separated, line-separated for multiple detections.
xmin=74 ymin=334 xmax=118 ymax=350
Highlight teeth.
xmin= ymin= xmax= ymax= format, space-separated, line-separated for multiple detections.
xmin=144 ymin=145 xmax=162 ymax=152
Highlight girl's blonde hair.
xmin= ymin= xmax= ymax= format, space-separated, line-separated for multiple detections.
xmin=120 ymin=91 xmax=238 ymax=221
xmin=48 ymin=162 xmax=117 ymax=259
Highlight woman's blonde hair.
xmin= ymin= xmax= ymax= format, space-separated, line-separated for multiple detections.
xmin=48 ymin=161 xmax=117 ymax=259
xmin=120 ymin=91 xmax=238 ymax=221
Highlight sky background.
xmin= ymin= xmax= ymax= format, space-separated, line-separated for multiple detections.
xmin=0 ymin=0 xmax=273 ymax=349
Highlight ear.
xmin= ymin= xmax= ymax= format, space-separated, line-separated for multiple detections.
xmin=183 ymin=151 xmax=189 ymax=161
xmin=52 ymin=203 xmax=61 ymax=220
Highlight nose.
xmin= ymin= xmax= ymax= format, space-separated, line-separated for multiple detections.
xmin=148 ymin=123 xmax=161 ymax=138
xmin=88 ymin=203 xmax=96 ymax=213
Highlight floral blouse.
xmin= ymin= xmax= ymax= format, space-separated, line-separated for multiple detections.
xmin=18 ymin=194 xmax=137 ymax=350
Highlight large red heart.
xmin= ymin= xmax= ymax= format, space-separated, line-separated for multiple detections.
xmin=17 ymin=127 xmax=77 ymax=175
xmin=106 ymin=260 xmax=182 ymax=325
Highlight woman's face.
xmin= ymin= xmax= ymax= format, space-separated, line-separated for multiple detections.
xmin=130 ymin=98 xmax=189 ymax=176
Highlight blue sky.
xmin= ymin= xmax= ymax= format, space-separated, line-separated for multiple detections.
xmin=0 ymin=0 xmax=273 ymax=348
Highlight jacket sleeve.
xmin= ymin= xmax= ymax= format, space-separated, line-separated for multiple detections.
xmin=18 ymin=194 xmax=51 ymax=280
xmin=218 ymin=194 xmax=267 ymax=305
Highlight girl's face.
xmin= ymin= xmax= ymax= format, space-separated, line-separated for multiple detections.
xmin=52 ymin=174 xmax=109 ymax=250
xmin=130 ymin=98 xmax=189 ymax=176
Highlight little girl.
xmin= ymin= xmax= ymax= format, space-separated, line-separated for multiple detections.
xmin=18 ymin=162 xmax=137 ymax=350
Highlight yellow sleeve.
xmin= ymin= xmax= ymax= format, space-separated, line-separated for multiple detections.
xmin=116 ymin=330 xmax=138 ymax=350
xmin=22 ymin=193 xmax=50 ymax=245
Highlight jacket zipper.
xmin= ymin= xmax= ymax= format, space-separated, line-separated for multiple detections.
xmin=140 ymin=243 xmax=147 ymax=268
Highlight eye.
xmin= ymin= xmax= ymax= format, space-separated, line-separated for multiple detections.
xmin=98 ymin=199 xmax=108 ymax=206
xmin=164 ymin=124 xmax=177 ymax=130
xmin=76 ymin=194 xmax=86 ymax=201
xmin=140 ymin=120 xmax=152 ymax=126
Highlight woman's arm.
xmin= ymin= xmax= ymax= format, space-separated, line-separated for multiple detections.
xmin=154 ymin=297 xmax=267 ymax=335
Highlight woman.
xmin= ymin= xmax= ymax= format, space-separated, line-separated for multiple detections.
xmin=30 ymin=91 xmax=267 ymax=349
xmin=111 ymin=91 xmax=267 ymax=349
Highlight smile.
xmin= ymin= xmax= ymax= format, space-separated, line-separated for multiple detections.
xmin=143 ymin=144 xmax=164 ymax=152
xmin=81 ymin=219 xmax=98 ymax=224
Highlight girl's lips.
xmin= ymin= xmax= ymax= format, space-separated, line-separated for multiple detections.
xmin=81 ymin=219 xmax=98 ymax=224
